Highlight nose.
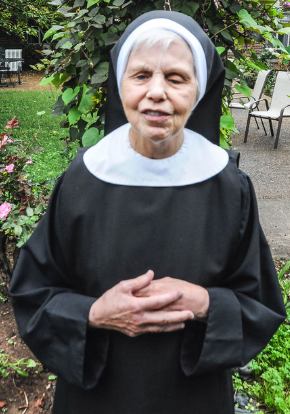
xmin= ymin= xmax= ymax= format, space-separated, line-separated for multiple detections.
xmin=146 ymin=74 xmax=167 ymax=102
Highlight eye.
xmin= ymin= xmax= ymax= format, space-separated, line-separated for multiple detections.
xmin=167 ymin=74 xmax=184 ymax=85
xmin=136 ymin=74 xmax=147 ymax=80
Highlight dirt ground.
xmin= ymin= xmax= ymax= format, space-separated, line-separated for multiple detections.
xmin=0 ymin=71 xmax=52 ymax=92
xmin=0 ymin=300 xmax=55 ymax=413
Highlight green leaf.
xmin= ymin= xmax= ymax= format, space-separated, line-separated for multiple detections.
xmin=216 ymin=46 xmax=225 ymax=55
xmin=39 ymin=74 xmax=55 ymax=86
xmin=234 ymin=83 xmax=252 ymax=99
xmin=52 ymin=32 xmax=65 ymax=41
xmin=82 ymin=127 xmax=104 ymax=146
xmin=74 ymin=0 xmax=85 ymax=6
xmin=62 ymin=86 xmax=80 ymax=105
xmin=61 ymin=41 xmax=73 ymax=50
xmin=43 ymin=27 xmax=58 ymax=41
xmin=278 ymin=260 xmax=290 ymax=280
xmin=26 ymin=359 xmax=37 ymax=368
xmin=92 ymin=14 xmax=106 ymax=24
xmin=16 ymin=369 xmax=29 ymax=377
xmin=76 ymin=9 xmax=88 ymax=19
xmin=91 ymin=74 xmax=108 ymax=84
xmin=51 ymin=72 xmax=71 ymax=89
xmin=277 ymin=27 xmax=290 ymax=35
xmin=87 ymin=0 xmax=99 ymax=7
xmin=225 ymin=67 xmax=237 ymax=80
xmin=95 ymin=61 xmax=109 ymax=76
xmin=48 ymin=0 xmax=62 ymax=5
xmin=237 ymin=9 xmax=258 ymax=29
xmin=181 ymin=2 xmax=199 ymax=16
xmin=26 ymin=207 xmax=34 ymax=217
xmin=105 ymin=33 xmax=119 ymax=46
xmin=49 ymin=375 xmax=58 ymax=380
xmin=14 ymin=224 xmax=22 ymax=237
xmin=220 ymin=30 xmax=234 ymax=43
xmin=220 ymin=114 xmax=235 ymax=130
xmin=113 ymin=0 xmax=125 ymax=5
xmin=37 ymin=111 xmax=46 ymax=116
xmin=78 ymin=86 xmax=95 ymax=114
xmin=68 ymin=106 xmax=81 ymax=125
xmin=34 ymin=204 xmax=44 ymax=215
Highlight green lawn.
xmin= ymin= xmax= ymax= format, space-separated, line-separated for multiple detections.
xmin=0 ymin=89 xmax=78 ymax=185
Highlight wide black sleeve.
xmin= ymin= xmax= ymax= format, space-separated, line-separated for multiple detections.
xmin=181 ymin=171 xmax=286 ymax=376
xmin=9 ymin=173 xmax=109 ymax=390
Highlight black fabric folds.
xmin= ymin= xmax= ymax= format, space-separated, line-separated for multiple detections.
xmin=9 ymin=10 xmax=286 ymax=414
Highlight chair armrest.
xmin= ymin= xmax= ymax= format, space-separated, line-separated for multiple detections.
xmin=279 ymin=103 xmax=290 ymax=116
xmin=249 ymin=98 xmax=269 ymax=112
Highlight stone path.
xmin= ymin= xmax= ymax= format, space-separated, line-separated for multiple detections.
xmin=231 ymin=104 xmax=290 ymax=258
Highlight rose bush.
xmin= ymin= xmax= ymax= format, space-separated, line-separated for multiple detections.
xmin=0 ymin=118 xmax=51 ymax=286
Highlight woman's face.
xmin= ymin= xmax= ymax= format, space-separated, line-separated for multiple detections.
xmin=121 ymin=40 xmax=198 ymax=158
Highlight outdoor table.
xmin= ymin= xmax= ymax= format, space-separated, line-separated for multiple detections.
xmin=0 ymin=58 xmax=24 ymax=87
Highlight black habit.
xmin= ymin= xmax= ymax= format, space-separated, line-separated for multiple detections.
xmin=9 ymin=10 xmax=286 ymax=414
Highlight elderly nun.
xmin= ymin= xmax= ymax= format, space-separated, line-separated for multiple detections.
xmin=10 ymin=10 xmax=285 ymax=414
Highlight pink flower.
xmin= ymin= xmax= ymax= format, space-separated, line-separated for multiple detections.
xmin=5 ymin=116 xmax=19 ymax=130
xmin=26 ymin=160 xmax=33 ymax=165
xmin=0 ymin=202 xmax=11 ymax=218
xmin=5 ymin=163 xmax=15 ymax=173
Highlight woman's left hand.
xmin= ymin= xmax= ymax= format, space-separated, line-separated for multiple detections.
xmin=135 ymin=277 xmax=209 ymax=321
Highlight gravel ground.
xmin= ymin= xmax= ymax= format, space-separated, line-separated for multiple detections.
xmin=231 ymin=100 xmax=290 ymax=259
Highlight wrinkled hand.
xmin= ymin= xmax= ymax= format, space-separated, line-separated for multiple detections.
xmin=134 ymin=277 xmax=209 ymax=321
xmin=88 ymin=270 xmax=194 ymax=337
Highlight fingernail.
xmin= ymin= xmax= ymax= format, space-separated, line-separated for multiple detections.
xmin=190 ymin=312 xmax=194 ymax=319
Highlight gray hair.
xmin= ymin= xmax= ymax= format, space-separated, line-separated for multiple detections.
xmin=129 ymin=28 xmax=199 ymax=101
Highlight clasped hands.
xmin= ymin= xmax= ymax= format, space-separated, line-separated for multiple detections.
xmin=88 ymin=270 xmax=209 ymax=337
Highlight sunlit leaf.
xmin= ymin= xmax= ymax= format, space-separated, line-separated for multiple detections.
xmin=68 ymin=106 xmax=81 ymax=125
xmin=82 ymin=128 xmax=104 ymax=147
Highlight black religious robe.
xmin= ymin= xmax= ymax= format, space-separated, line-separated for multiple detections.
xmin=10 ymin=149 xmax=286 ymax=414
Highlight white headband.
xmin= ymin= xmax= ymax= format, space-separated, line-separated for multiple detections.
xmin=116 ymin=18 xmax=207 ymax=105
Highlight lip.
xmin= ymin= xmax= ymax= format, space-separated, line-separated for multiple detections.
xmin=142 ymin=109 xmax=171 ymax=122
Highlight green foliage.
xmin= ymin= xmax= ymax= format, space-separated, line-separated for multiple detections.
xmin=35 ymin=0 xmax=290 ymax=147
xmin=0 ymin=92 xmax=78 ymax=247
xmin=0 ymin=0 xmax=63 ymax=42
xmin=233 ymin=262 xmax=290 ymax=413
xmin=0 ymin=350 xmax=38 ymax=378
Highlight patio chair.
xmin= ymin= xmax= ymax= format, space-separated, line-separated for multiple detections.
xmin=0 ymin=60 xmax=12 ymax=86
xmin=244 ymin=71 xmax=290 ymax=149
xmin=230 ymin=69 xmax=271 ymax=133
xmin=5 ymin=49 xmax=23 ymax=85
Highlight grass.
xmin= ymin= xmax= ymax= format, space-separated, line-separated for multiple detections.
xmin=0 ymin=89 xmax=78 ymax=186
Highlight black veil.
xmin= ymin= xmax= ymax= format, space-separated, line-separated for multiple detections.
xmin=104 ymin=10 xmax=225 ymax=146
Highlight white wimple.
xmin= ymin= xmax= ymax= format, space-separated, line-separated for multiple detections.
xmin=83 ymin=124 xmax=229 ymax=187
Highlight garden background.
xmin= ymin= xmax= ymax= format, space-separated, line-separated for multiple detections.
xmin=1 ymin=0 xmax=290 ymax=412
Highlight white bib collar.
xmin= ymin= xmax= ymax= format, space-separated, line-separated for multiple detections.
xmin=83 ymin=124 xmax=229 ymax=187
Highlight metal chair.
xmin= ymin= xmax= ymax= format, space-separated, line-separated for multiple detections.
xmin=244 ymin=71 xmax=290 ymax=149
xmin=0 ymin=60 xmax=12 ymax=87
xmin=5 ymin=49 xmax=23 ymax=85
xmin=230 ymin=69 xmax=271 ymax=133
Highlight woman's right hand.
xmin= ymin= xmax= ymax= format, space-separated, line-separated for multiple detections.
xmin=88 ymin=270 xmax=194 ymax=337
